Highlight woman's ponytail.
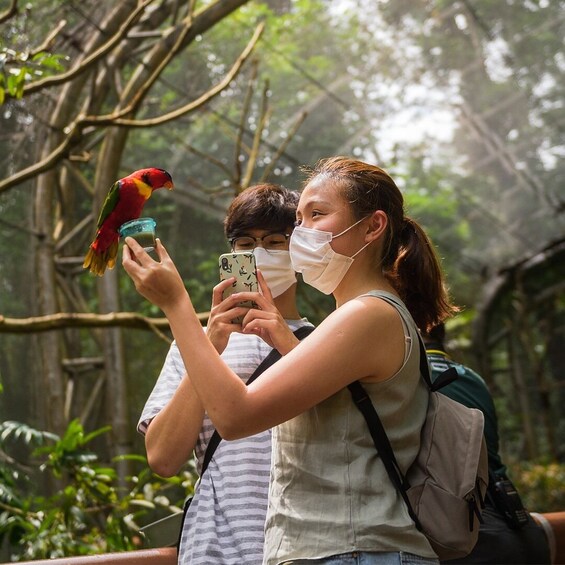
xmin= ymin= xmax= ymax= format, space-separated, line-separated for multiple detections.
xmin=385 ymin=217 xmax=457 ymax=332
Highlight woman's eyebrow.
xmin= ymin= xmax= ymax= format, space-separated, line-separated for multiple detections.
xmin=301 ymin=198 xmax=331 ymax=209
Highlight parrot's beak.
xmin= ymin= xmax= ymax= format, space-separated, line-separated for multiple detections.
xmin=164 ymin=181 xmax=174 ymax=190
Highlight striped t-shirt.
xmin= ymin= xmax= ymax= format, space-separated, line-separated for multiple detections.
xmin=138 ymin=319 xmax=312 ymax=565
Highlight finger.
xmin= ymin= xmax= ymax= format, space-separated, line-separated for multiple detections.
xmin=124 ymin=236 xmax=152 ymax=266
xmin=212 ymin=304 xmax=252 ymax=326
xmin=122 ymin=242 xmax=133 ymax=262
xmin=247 ymin=293 xmax=276 ymax=312
xmin=242 ymin=313 xmax=281 ymax=335
xmin=122 ymin=243 xmax=140 ymax=273
xmin=155 ymin=238 xmax=171 ymax=261
xmin=218 ymin=292 xmax=260 ymax=312
xmin=256 ymin=269 xmax=274 ymax=302
xmin=229 ymin=291 xmax=275 ymax=312
xmin=211 ymin=278 xmax=236 ymax=308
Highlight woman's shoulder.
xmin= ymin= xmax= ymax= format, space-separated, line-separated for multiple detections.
xmin=323 ymin=290 xmax=405 ymax=340
xmin=346 ymin=290 xmax=406 ymax=319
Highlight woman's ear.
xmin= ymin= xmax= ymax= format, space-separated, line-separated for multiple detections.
xmin=365 ymin=210 xmax=388 ymax=243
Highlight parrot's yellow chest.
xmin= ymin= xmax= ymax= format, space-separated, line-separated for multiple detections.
xmin=133 ymin=179 xmax=152 ymax=199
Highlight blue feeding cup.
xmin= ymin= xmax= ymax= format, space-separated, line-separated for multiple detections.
xmin=119 ymin=217 xmax=157 ymax=253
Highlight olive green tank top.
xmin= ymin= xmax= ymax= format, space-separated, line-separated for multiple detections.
xmin=263 ymin=291 xmax=436 ymax=564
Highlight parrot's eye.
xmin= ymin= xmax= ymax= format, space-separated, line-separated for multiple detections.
xmin=142 ymin=172 xmax=151 ymax=185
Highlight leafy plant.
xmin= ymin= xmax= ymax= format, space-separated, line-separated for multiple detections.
xmin=508 ymin=460 xmax=565 ymax=513
xmin=0 ymin=420 xmax=195 ymax=560
xmin=0 ymin=47 xmax=67 ymax=104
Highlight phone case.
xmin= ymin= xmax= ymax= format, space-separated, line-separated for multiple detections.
xmin=219 ymin=252 xmax=259 ymax=323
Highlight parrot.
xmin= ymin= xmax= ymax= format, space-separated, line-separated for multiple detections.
xmin=83 ymin=167 xmax=174 ymax=276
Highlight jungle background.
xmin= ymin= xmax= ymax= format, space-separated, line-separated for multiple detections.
xmin=0 ymin=0 xmax=564 ymax=560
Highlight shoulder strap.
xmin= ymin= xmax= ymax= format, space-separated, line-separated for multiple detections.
xmin=201 ymin=325 xmax=314 ymax=476
xmin=347 ymin=379 xmax=422 ymax=530
xmin=347 ymin=334 xmax=456 ymax=532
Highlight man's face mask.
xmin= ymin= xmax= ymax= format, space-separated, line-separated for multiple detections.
xmin=253 ymin=247 xmax=297 ymax=298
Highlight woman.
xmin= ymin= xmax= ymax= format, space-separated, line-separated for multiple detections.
xmin=123 ymin=156 xmax=456 ymax=565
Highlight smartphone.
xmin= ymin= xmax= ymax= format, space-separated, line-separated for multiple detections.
xmin=219 ymin=251 xmax=259 ymax=324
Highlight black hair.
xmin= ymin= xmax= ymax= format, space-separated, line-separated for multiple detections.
xmin=224 ymin=183 xmax=299 ymax=239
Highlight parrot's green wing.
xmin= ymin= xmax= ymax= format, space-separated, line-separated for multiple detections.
xmin=96 ymin=180 xmax=121 ymax=228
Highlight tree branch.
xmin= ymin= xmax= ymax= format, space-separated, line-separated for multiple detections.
xmin=86 ymin=22 xmax=264 ymax=128
xmin=0 ymin=21 xmax=263 ymax=195
xmin=260 ymin=110 xmax=307 ymax=183
xmin=0 ymin=0 xmax=18 ymax=24
xmin=29 ymin=19 xmax=67 ymax=59
xmin=241 ymin=78 xmax=270 ymax=191
xmin=12 ymin=0 xmax=155 ymax=98
xmin=0 ymin=311 xmax=209 ymax=333
xmin=0 ymin=128 xmax=78 ymax=194
xmin=234 ymin=59 xmax=259 ymax=188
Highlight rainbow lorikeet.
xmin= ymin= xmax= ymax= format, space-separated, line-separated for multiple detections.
xmin=83 ymin=168 xmax=174 ymax=276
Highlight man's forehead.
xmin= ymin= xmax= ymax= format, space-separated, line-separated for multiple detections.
xmin=235 ymin=227 xmax=292 ymax=236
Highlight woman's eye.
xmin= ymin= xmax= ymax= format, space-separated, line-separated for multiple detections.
xmin=294 ymin=219 xmax=302 ymax=226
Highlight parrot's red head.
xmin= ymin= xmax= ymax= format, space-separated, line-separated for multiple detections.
xmin=129 ymin=167 xmax=174 ymax=191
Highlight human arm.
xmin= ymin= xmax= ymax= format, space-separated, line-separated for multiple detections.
xmin=123 ymin=238 xmax=407 ymax=439
xmin=144 ymin=373 xmax=205 ymax=477
xmin=141 ymin=277 xmax=251 ymax=475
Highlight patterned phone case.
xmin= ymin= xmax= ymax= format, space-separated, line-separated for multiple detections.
xmin=219 ymin=252 xmax=258 ymax=323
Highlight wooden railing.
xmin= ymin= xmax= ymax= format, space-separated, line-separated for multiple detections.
xmin=10 ymin=547 xmax=177 ymax=565
xmin=9 ymin=511 xmax=565 ymax=565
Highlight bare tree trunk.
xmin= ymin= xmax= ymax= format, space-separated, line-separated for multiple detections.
xmin=514 ymin=286 xmax=558 ymax=459
xmin=34 ymin=169 xmax=65 ymax=434
xmin=507 ymin=321 xmax=538 ymax=459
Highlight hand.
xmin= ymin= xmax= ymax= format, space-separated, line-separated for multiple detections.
xmin=236 ymin=270 xmax=300 ymax=355
xmin=122 ymin=237 xmax=188 ymax=313
xmin=206 ymin=277 xmax=254 ymax=354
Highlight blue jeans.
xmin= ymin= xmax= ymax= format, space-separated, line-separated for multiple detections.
xmin=283 ymin=552 xmax=439 ymax=565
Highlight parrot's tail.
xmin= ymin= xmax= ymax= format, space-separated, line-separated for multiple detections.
xmin=83 ymin=240 xmax=119 ymax=276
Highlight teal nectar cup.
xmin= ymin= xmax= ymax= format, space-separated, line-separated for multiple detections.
xmin=119 ymin=217 xmax=157 ymax=253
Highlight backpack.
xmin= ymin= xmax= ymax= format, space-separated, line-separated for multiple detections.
xmin=348 ymin=329 xmax=488 ymax=560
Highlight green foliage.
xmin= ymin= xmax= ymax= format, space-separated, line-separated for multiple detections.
xmin=0 ymin=420 xmax=195 ymax=561
xmin=0 ymin=47 xmax=67 ymax=103
xmin=508 ymin=461 xmax=565 ymax=513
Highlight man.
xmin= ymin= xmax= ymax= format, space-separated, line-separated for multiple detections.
xmin=423 ymin=323 xmax=550 ymax=564
xmin=137 ymin=183 xmax=313 ymax=565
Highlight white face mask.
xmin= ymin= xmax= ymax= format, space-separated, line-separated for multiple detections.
xmin=289 ymin=218 xmax=371 ymax=294
xmin=253 ymin=248 xmax=297 ymax=298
